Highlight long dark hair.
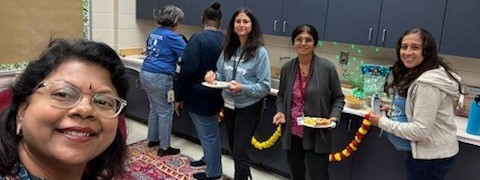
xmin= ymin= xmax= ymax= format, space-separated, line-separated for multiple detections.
xmin=223 ymin=8 xmax=264 ymax=61
xmin=202 ymin=2 xmax=222 ymax=28
xmin=389 ymin=28 xmax=462 ymax=95
xmin=0 ymin=38 xmax=128 ymax=179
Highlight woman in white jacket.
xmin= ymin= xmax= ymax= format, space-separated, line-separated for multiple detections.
xmin=369 ymin=28 xmax=463 ymax=180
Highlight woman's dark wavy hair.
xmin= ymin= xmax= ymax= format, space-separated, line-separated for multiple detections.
xmin=291 ymin=24 xmax=319 ymax=47
xmin=223 ymin=7 xmax=264 ymax=62
xmin=0 ymin=38 xmax=128 ymax=179
xmin=389 ymin=28 xmax=462 ymax=95
xmin=202 ymin=2 xmax=222 ymax=28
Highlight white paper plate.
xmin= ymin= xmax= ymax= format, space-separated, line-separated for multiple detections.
xmin=202 ymin=81 xmax=229 ymax=89
xmin=297 ymin=117 xmax=336 ymax=128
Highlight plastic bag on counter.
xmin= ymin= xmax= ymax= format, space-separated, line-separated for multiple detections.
xmin=455 ymin=86 xmax=480 ymax=118
xmin=455 ymin=95 xmax=470 ymax=117
xmin=361 ymin=64 xmax=390 ymax=96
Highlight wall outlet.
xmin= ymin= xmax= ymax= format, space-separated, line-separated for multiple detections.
xmin=340 ymin=51 xmax=349 ymax=65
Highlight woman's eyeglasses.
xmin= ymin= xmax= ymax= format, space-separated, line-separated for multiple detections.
xmin=35 ymin=81 xmax=127 ymax=118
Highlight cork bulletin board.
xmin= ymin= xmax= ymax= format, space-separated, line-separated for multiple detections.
xmin=0 ymin=0 xmax=83 ymax=63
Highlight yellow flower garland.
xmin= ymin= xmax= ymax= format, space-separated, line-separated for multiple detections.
xmin=220 ymin=107 xmax=372 ymax=155
xmin=249 ymin=115 xmax=372 ymax=153
xmin=251 ymin=125 xmax=282 ymax=150
xmin=219 ymin=109 xmax=282 ymax=150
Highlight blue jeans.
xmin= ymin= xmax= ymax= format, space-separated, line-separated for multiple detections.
xmin=189 ymin=112 xmax=222 ymax=177
xmin=140 ymin=70 xmax=174 ymax=150
xmin=406 ymin=154 xmax=456 ymax=180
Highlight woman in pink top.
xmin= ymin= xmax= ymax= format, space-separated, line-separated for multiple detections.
xmin=273 ymin=24 xmax=345 ymax=180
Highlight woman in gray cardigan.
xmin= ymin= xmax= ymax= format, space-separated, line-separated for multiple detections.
xmin=273 ymin=24 xmax=345 ymax=180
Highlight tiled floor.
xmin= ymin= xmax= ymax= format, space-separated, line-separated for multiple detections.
xmin=125 ymin=118 xmax=288 ymax=180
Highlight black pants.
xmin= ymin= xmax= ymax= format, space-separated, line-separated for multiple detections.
xmin=224 ymin=100 xmax=263 ymax=180
xmin=287 ymin=135 xmax=329 ymax=180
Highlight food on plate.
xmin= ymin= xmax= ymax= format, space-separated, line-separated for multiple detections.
xmin=345 ymin=94 xmax=364 ymax=109
xmin=202 ymin=81 xmax=229 ymax=89
xmin=209 ymin=81 xmax=228 ymax=86
xmin=303 ymin=117 xmax=330 ymax=126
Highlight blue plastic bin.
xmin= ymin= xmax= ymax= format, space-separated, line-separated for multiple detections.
xmin=466 ymin=97 xmax=480 ymax=135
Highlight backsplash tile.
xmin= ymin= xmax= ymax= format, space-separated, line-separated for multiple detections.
xmin=0 ymin=62 xmax=29 ymax=72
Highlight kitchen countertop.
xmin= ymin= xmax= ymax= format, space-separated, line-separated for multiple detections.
xmin=343 ymin=105 xmax=480 ymax=146
xmin=122 ymin=55 xmax=480 ymax=146
xmin=122 ymin=55 xmax=144 ymax=72
xmin=0 ymin=69 xmax=23 ymax=76
xmin=122 ymin=55 xmax=279 ymax=96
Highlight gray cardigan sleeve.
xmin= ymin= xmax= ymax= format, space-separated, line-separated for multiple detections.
xmin=327 ymin=60 xmax=345 ymax=120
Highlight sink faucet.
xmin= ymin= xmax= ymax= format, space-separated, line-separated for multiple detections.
xmin=279 ymin=56 xmax=291 ymax=62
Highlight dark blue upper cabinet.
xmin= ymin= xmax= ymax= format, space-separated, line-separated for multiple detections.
xmin=182 ymin=0 xmax=245 ymax=29
xmin=183 ymin=0 xmax=217 ymax=27
xmin=160 ymin=0 xmax=186 ymax=13
xmin=377 ymin=0 xmax=446 ymax=48
xmin=325 ymin=0 xmax=382 ymax=46
xmin=325 ymin=0 xmax=446 ymax=49
xmin=136 ymin=0 xmax=185 ymax=21
xmin=136 ymin=0 xmax=159 ymax=20
xmin=245 ymin=0 xmax=283 ymax=35
xmin=218 ymin=1 xmax=246 ymax=29
xmin=246 ymin=0 xmax=328 ymax=37
xmin=440 ymin=0 xmax=480 ymax=59
xmin=282 ymin=0 xmax=328 ymax=39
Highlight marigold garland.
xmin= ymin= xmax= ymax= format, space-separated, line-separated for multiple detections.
xmin=251 ymin=125 xmax=282 ymax=150
xmin=218 ymin=109 xmax=224 ymax=122
xmin=329 ymin=114 xmax=372 ymax=162
xmin=219 ymin=109 xmax=282 ymax=150
xmin=219 ymin=108 xmax=372 ymax=154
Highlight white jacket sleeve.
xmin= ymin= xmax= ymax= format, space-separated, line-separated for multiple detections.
xmin=378 ymin=83 xmax=440 ymax=141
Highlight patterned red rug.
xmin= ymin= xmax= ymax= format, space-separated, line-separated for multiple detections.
xmin=115 ymin=140 xmax=231 ymax=180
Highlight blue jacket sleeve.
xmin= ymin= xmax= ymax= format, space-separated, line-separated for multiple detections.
xmin=167 ymin=34 xmax=187 ymax=59
xmin=215 ymin=52 xmax=226 ymax=81
xmin=241 ymin=47 xmax=271 ymax=98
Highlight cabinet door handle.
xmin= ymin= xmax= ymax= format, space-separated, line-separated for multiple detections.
xmin=135 ymin=79 xmax=140 ymax=88
xmin=152 ymin=9 xmax=157 ymax=19
xmin=282 ymin=21 xmax=287 ymax=33
xmin=368 ymin=28 xmax=373 ymax=44
xmin=348 ymin=119 xmax=352 ymax=132
xmin=273 ymin=20 xmax=278 ymax=32
xmin=381 ymin=29 xmax=387 ymax=45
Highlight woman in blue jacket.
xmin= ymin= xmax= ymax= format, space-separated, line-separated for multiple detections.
xmin=204 ymin=8 xmax=271 ymax=180
xmin=140 ymin=5 xmax=186 ymax=156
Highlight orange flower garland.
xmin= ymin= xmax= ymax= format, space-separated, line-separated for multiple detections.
xmin=329 ymin=114 xmax=372 ymax=162
xmin=218 ymin=109 xmax=224 ymax=122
